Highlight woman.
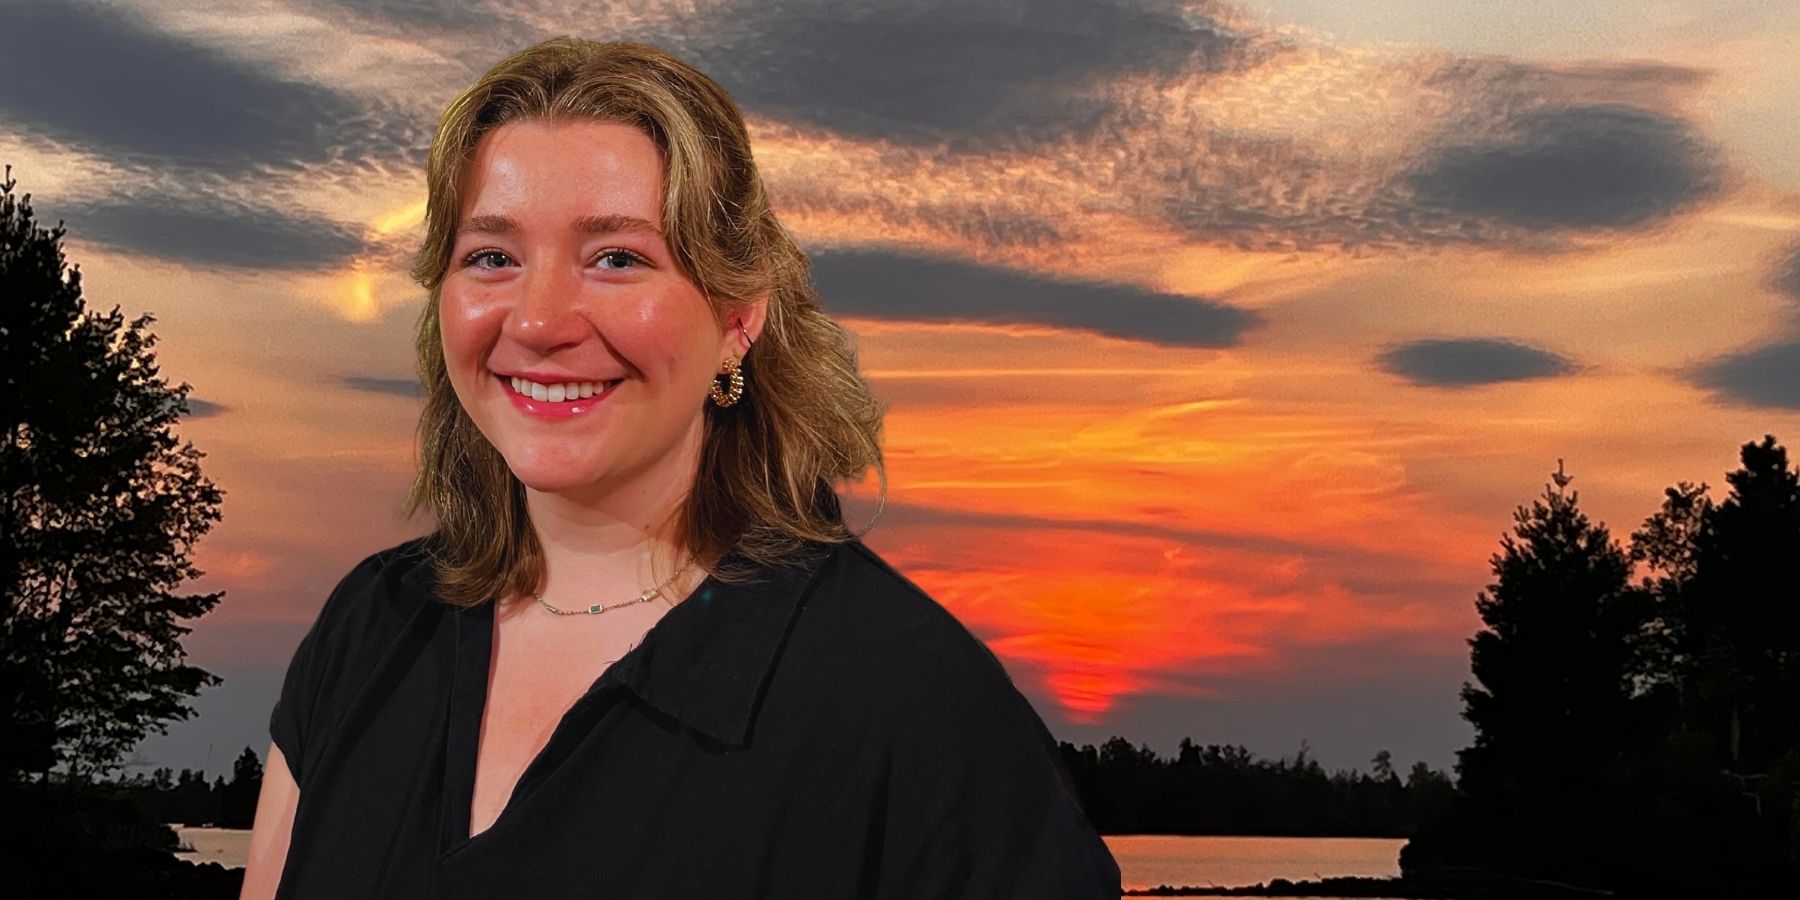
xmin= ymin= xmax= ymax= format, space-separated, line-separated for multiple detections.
xmin=243 ymin=38 xmax=1121 ymax=899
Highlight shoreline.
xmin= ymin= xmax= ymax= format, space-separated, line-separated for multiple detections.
xmin=1123 ymin=870 xmax=1616 ymax=899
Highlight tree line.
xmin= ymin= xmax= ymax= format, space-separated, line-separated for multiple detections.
xmin=113 ymin=746 xmax=265 ymax=830
xmin=1059 ymin=737 xmax=1457 ymax=838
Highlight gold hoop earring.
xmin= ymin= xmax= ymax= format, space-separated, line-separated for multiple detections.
xmin=709 ymin=355 xmax=745 ymax=407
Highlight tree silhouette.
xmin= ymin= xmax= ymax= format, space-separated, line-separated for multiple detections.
xmin=1631 ymin=436 xmax=1800 ymax=884
xmin=1627 ymin=478 xmax=1714 ymax=715
xmin=1370 ymin=749 xmax=1397 ymax=785
xmin=1449 ymin=471 xmax=1655 ymax=886
xmin=219 ymin=746 xmax=264 ymax=827
xmin=0 ymin=165 xmax=226 ymax=785
xmin=1677 ymin=436 xmax=1800 ymax=777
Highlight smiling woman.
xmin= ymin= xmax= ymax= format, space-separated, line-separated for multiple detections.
xmin=243 ymin=37 xmax=1121 ymax=900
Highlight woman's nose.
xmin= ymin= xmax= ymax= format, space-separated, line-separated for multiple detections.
xmin=507 ymin=261 xmax=590 ymax=347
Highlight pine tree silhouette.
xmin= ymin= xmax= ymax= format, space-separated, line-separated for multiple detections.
xmin=1450 ymin=465 xmax=1654 ymax=887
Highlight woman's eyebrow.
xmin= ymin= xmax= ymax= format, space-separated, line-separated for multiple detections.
xmin=456 ymin=213 xmax=664 ymax=237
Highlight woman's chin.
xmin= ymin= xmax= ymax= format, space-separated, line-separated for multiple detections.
xmin=504 ymin=459 xmax=617 ymax=495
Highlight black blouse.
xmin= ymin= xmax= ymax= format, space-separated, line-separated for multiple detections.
xmin=269 ymin=533 xmax=1122 ymax=898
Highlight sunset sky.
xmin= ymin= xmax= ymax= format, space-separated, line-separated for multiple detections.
xmin=4 ymin=0 xmax=1798 ymax=779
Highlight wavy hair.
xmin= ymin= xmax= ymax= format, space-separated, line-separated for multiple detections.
xmin=400 ymin=38 xmax=886 ymax=606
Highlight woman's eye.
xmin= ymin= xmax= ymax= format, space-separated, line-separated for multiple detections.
xmin=596 ymin=249 xmax=645 ymax=270
xmin=464 ymin=249 xmax=512 ymax=269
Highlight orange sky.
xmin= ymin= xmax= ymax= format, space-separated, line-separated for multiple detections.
xmin=3 ymin=0 xmax=1797 ymax=777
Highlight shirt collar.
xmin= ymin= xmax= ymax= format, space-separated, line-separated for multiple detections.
xmin=404 ymin=537 xmax=837 ymax=750
xmin=603 ymin=541 xmax=835 ymax=748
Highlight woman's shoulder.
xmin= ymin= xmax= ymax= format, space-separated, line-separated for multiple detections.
xmin=808 ymin=539 xmax=987 ymax=657
xmin=302 ymin=534 xmax=444 ymax=650
xmin=802 ymin=539 xmax=1041 ymax=731
xmin=796 ymin=541 xmax=1121 ymax=894
xmin=270 ymin=534 xmax=446 ymax=785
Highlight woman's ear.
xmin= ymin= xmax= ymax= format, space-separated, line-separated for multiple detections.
xmin=727 ymin=289 xmax=770 ymax=355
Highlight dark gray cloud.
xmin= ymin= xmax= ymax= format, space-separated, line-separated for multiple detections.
xmin=0 ymin=0 xmax=428 ymax=178
xmin=1688 ymin=340 xmax=1800 ymax=411
xmin=664 ymin=0 xmax=1252 ymax=149
xmin=1376 ymin=337 xmax=1578 ymax=387
xmin=1405 ymin=104 xmax=1723 ymax=230
xmin=181 ymin=397 xmax=227 ymax=419
xmin=339 ymin=374 xmax=426 ymax=398
xmin=809 ymin=247 xmax=1259 ymax=347
xmin=50 ymin=193 xmax=368 ymax=271
xmin=158 ymin=395 xmax=226 ymax=419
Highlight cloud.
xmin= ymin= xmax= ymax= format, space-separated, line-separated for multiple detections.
xmin=159 ymin=394 xmax=226 ymax=419
xmin=666 ymin=0 xmax=1253 ymax=149
xmin=0 ymin=0 xmax=425 ymax=178
xmin=1375 ymin=337 xmax=1578 ymax=388
xmin=1404 ymin=104 xmax=1723 ymax=230
xmin=338 ymin=374 xmax=425 ymax=398
xmin=50 ymin=193 xmax=368 ymax=271
xmin=809 ymin=247 xmax=1259 ymax=347
xmin=180 ymin=397 xmax=227 ymax=419
xmin=1687 ymin=340 xmax=1800 ymax=411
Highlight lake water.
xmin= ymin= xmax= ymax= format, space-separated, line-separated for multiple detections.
xmin=175 ymin=826 xmax=1408 ymax=895
xmin=172 ymin=824 xmax=251 ymax=870
xmin=1107 ymin=834 xmax=1407 ymax=895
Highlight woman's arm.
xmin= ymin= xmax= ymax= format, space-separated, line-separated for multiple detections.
xmin=240 ymin=741 xmax=300 ymax=900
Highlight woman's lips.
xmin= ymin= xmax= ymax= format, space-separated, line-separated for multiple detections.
xmin=498 ymin=374 xmax=619 ymax=419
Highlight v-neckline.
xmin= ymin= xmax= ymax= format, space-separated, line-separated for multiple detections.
xmin=439 ymin=597 xmax=612 ymax=856
xmin=436 ymin=580 xmax=713 ymax=859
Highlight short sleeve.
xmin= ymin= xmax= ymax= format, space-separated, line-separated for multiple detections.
xmin=268 ymin=550 xmax=389 ymax=788
xmin=870 ymin=635 xmax=1122 ymax=898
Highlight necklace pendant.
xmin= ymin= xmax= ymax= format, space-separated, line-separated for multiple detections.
xmin=586 ymin=603 xmax=604 ymax=614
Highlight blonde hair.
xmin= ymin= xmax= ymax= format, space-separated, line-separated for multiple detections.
xmin=400 ymin=38 xmax=887 ymax=606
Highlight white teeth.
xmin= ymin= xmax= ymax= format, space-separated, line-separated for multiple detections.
xmin=507 ymin=375 xmax=618 ymax=402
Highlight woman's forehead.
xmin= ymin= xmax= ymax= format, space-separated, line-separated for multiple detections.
xmin=459 ymin=119 xmax=665 ymax=223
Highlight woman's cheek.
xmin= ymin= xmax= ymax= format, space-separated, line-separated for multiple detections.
xmin=606 ymin=292 xmax=698 ymax=369
xmin=439 ymin=287 xmax=500 ymax=348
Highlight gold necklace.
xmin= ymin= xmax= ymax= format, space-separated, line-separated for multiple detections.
xmin=533 ymin=552 xmax=699 ymax=616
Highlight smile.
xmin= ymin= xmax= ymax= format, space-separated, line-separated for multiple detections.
xmin=497 ymin=374 xmax=621 ymax=419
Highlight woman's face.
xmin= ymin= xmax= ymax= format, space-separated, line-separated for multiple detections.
xmin=439 ymin=118 xmax=751 ymax=502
